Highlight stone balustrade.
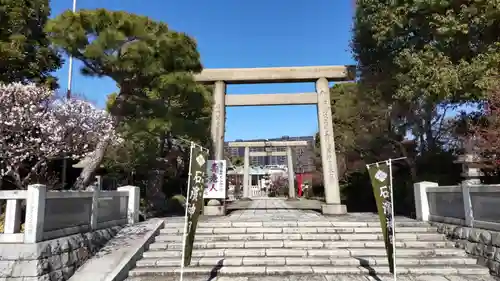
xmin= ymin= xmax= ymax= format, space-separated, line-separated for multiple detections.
xmin=0 ymin=184 xmax=140 ymax=244
xmin=414 ymin=182 xmax=500 ymax=230
xmin=414 ymin=181 xmax=500 ymax=275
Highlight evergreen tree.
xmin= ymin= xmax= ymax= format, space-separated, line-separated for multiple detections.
xmin=46 ymin=9 xmax=207 ymax=189
xmin=0 ymin=0 xmax=62 ymax=88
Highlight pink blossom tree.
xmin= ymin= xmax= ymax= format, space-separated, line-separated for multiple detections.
xmin=0 ymin=83 xmax=116 ymax=189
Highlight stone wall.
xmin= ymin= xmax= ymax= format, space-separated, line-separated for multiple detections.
xmin=0 ymin=226 xmax=121 ymax=281
xmin=432 ymin=222 xmax=500 ymax=276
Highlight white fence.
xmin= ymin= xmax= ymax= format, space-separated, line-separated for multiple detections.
xmin=414 ymin=181 xmax=500 ymax=231
xmin=227 ymin=184 xmax=269 ymax=199
xmin=251 ymin=185 xmax=268 ymax=197
xmin=0 ymin=184 xmax=139 ymax=243
xmin=227 ymin=185 xmax=237 ymax=200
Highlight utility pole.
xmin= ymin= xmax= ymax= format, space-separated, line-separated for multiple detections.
xmin=61 ymin=0 xmax=78 ymax=189
xmin=66 ymin=0 xmax=77 ymax=98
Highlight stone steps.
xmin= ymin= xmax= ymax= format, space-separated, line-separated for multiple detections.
xmin=142 ymin=247 xmax=467 ymax=259
xmin=159 ymin=226 xmax=438 ymax=234
xmin=161 ymin=220 xmax=432 ymax=229
xmin=137 ymin=256 xmax=478 ymax=267
xmin=127 ymin=215 xmax=490 ymax=279
xmin=129 ymin=264 xmax=489 ymax=276
xmin=154 ymin=232 xmax=446 ymax=241
xmin=149 ymin=240 xmax=456 ymax=250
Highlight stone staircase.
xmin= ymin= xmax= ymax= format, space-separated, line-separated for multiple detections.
xmin=126 ymin=211 xmax=490 ymax=280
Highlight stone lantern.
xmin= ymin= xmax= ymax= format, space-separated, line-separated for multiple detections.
xmin=454 ymin=138 xmax=483 ymax=185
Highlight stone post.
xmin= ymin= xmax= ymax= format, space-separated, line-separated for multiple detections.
xmin=413 ymin=181 xmax=437 ymax=222
xmin=243 ymin=146 xmax=250 ymax=199
xmin=211 ymin=81 xmax=226 ymax=161
xmin=286 ymin=146 xmax=296 ymax=198
xmin=95 ymin=175 xmax=103 ymax=190
xmin=118 ymin=185 xmax=140 ymax=224
xmin=4 ymin=198 xmax=22 ymax=234
xmin=315 ymin=77 xmax=347 ymax=214
xmin=24 ymin=184 xmax=47 ymax=243
xmin=90 ymin=184 xmax=101 ymax=230
xmin=461 ymin=183 xmax=474 ymax=227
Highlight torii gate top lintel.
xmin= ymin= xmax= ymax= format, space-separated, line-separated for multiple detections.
xmin=195 ymin=65 xmax=356 ymax=84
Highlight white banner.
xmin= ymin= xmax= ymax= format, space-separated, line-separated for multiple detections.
xmin=204 ymin=160 xmax=227 ymax=199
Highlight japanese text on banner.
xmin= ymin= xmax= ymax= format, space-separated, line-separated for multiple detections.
xmin=204 ymin=160 xmax=226 ymax=199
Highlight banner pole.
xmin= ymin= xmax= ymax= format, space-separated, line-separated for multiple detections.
xmin=366 ymin=157 xmax=407 ymax=167
xmin=173 ymin=136 xmax=210 ymax=154
xmin=179 ymin=142 xmax=195 ymax=281
xmin=389 ymin=158 xmax=397 ymax=281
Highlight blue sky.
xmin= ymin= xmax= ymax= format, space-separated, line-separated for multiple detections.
xmin=50 ymin=0 xmax=355 ymax=141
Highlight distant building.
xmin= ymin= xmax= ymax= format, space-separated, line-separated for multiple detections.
xmin=224 ymin=135 xmax=316 ymax=173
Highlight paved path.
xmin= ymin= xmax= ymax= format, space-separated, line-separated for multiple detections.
xmin=227 ymin=197 xmax=323 ymax=211
xmin=227 ymin=198 xmax=324 ymax=221
xmin=222 ymin=198 xmax=417 ymax=223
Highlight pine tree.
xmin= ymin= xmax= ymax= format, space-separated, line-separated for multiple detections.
xmin=46 ymin=9 xmax=207 ymax=189
xmin=0 ymin=0 xmax=62 ymax=88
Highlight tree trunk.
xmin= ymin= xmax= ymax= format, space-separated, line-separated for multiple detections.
xmin=145 ymin=132 xmax=167 ymax=214
xmin=72 ymin=136 xmax=112 ymax=190
xmin=146 ymin=170 xmax=166 ymax=214
xmin=72 ymin=87 xmax=130 ymax=190
xmin=11 ymin=169 xmax=23 ymax=190
xmin=392 ymin=139 xmax=418 ymax=182
xmin=21 ymin=159 xmax=44 ymax=187
xmin=424 ymin=111 xmax=435 ymax=152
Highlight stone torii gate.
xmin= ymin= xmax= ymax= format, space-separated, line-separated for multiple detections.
xmin=195 ymin=65 xmax=354 ymax=215
xmin=227 ymin=140 xmax=308 ymax=199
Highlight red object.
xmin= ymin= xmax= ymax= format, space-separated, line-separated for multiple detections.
xmin=297 ymin=174 xmax=303 ymax=197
